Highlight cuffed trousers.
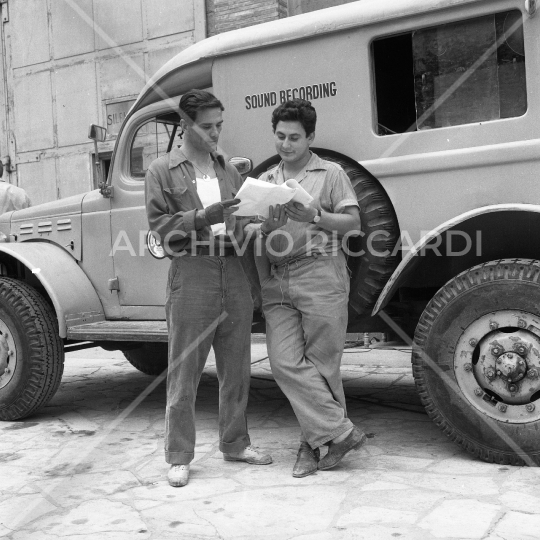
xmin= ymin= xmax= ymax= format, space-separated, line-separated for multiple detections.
xmin=164 ymin=255 xmax=253 ymax=465
xmin=262 ymin=251 xmax=353 ymax=448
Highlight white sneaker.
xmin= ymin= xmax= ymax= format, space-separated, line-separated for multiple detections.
xmin=223 ymin=445 xmax=272 ymax=465
xmin=168 ymin=464 xmax=189 ymax=487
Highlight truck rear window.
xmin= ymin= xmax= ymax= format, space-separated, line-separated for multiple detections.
xmin=373 ymin=10 xmax=527 ymax=135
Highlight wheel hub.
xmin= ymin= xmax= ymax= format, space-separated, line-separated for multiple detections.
xmin=495 ymin=351 xmax=526 ymax=383
xmin=0 ymin=336 xmax=8 ymax=372
xmin=0 ymin=320 xmax=17 ymax=389
xmin=475 ymin=329 xmax=540 ymax=403
xmin=455 ymin=310 xmax=540 ymax=422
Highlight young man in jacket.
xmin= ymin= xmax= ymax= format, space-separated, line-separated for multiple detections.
xmin=146 ymin=89 xmax=272 ymax=488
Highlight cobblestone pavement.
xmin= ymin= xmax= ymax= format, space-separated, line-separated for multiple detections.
xmin=1 ymin=336 xmax=539 ymax=540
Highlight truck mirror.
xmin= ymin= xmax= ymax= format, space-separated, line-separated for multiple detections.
xmin=229 ymin=156 xmax=252 ymax=175
xmin=88 ymin=124 xmax=112 ymax=197
xmin=88 ymin=124 xmax=107 ymax=142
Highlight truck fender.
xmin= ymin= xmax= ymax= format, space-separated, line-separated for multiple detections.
xmin=372 ymin=203 xmax=540 ymax=315
xmin=0 ymin=242 xmax=105 ymax=338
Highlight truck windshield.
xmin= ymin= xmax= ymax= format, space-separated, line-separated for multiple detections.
xmin=373 ymin=10 xmax=527 ymax=135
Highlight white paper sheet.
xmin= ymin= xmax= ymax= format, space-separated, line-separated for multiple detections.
xmin=232 ymin=177 xmax=313 ymax=218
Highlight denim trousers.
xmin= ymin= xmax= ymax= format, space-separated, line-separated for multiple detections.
xmin=164 ymin=255 xmax=253 ymax=465
xmin=262 ymin=251 xmax=353 ymax=448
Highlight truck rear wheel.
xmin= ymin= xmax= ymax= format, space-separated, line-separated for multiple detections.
xmin=413 ymin=259 xmax=540 ymax=465
xmin=123 ymin=343 xmax=168 ymax=376
xmin=0 ymin=278 xmax=64 ymax=421
xmin=252 ymin=149 xmax=400 ymax=315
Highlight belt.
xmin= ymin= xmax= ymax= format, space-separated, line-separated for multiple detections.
xmin=194 ymin=246 xmax=236 ymax=257
xmin=272 ymin=251 xmax=323 ymax=268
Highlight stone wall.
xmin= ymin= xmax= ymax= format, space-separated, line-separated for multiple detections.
xmin=208 ymin=0 xmax=287 ymax=36
xmin=288 ymin=0 xmax=358 ymax=16
xmin=0 ymin=0 xmax=205 ymax=205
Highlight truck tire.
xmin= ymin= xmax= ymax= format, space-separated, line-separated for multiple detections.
xmin=123 ymin=343 xmax=168 ymax=376
xmin=413 ymin=259 xmax=540 ymax=465
xmin=323 ymin=151 xmax=400 ymax=315
xmin=0 ymin=278 xmax=64 ymax=421
xmin=252 ymin=149 xmax=400 ymax=315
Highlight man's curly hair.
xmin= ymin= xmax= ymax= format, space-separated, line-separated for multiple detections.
xmin=271 ymin=99 xmax=317 ymax=136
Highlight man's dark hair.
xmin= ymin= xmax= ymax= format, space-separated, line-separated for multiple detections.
xmin=179 ymin=89 xmax=224 ymax=122
xmin=271 ymin=99 xmax=317 ymax=136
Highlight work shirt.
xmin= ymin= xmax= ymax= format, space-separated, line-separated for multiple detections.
xmin=145 ymin=147 xmax=246 ymax=257
xmin=259 ymin=152 xmax=359 ymax=265
xmin=0 ymin=181 xmax=31 ymax=215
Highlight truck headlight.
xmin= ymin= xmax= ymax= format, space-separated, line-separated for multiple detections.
xmin=146 ymin=231 xmax=165 ymax=259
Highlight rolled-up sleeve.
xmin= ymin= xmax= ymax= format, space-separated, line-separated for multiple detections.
xmin=329 ymin=167 xmax=359 ymax=214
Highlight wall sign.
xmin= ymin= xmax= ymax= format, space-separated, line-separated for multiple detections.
xmin=105 ymin=100 xmax=135 ymax=136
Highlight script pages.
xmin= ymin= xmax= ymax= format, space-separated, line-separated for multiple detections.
xmin=232 ymin=177 xmax=313 ymax=218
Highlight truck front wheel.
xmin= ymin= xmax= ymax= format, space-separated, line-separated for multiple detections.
xmin=123 ymin=343 xmax=168 ymax=376
xmin=0 ymin=278 xmax=64 ymax=421
xmin=413 ymin=259 xmax=540 ymax=465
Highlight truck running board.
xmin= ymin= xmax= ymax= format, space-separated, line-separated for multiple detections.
xmin=67 ymin=320 xmax=168 ymax=342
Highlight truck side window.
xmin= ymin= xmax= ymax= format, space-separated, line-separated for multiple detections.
xmin=130 ymin=119 xmax=171 ymax=179
xmin=373 ymin=10 xmax=527 ymax=135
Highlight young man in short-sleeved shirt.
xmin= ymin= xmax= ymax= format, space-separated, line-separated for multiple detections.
xmin=255 ymin=99 xmax=367 ymax=477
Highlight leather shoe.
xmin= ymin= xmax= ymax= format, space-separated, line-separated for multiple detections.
xmin=223 ymin=445 xmax=272 ymax=465
xmin=292 ymin=442 xmax=320 ymax=478
xmin=318 ymin=427 xmax=366 ymax=470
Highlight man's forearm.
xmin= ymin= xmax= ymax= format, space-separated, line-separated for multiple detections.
xmin=317 ymin=211 xmax=361 ymax=236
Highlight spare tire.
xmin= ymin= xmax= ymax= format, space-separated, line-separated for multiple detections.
xmin=250 ymin=149 xmax=400 ymax=315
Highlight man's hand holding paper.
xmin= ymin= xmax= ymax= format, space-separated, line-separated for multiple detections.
xmin=233 ymin=177 xmax=313 ymax=219
xmin=284 ymin=201 xmax=318 ymax=222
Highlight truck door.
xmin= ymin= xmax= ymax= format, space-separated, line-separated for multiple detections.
xmin=110 ymin=117 xmax=173 ymax=309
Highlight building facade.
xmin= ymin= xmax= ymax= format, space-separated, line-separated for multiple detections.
xmin=0 ymin=0 xmax=356 ymax=205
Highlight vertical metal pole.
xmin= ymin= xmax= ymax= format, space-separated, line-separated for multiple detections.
xmin=0 ymin=1 xmax=15 ymax=181
xmin=93 ymin=139 xmax=102 ymax=186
